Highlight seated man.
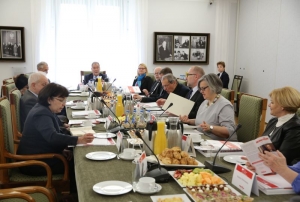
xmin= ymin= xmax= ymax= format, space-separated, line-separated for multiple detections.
xmin=37 ymin=61 xmax=50 ymax=83
xmin=83 ymin=62 xmax=108 ymax=84
xmin=156 ymin=73 xmax=190 ymax=106
xmin=20 ymin=72 xmax=49 ymax=130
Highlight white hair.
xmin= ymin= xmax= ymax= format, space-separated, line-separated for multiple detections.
xmin=28 ymin=72 xmax=47 ymax=87
xmin=37 ymin=62 xmax=48 ymax=70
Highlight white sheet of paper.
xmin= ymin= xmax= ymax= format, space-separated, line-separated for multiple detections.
xmin=162 ymin=93 xmax=194 ymax=116
xmin=77 ymin=138 xmax=116 ymax=146
xmin=141 ymin=102 xmax=158 ymax=108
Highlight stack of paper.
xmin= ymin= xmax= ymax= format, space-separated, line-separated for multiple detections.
xmin=196 ymin=140 xmax=244 ymax=157
xmin=70 ymin=126 xmax=95 ymax=136
xmin=66 ymin=100 xmax=87 ymax=107
xmin=69 ymin=119 xmax=100 ymax=125
xmin=257 ymin=174 xmax=294 ymax=195
xmin=77 ymin=138 xmax=116 ymax=146
xmin=72 ymin=110 xmax=100 ymax=118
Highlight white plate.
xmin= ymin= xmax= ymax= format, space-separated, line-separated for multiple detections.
xmin=192 ymin=139 xmax=204 ymax=143
xmin=127 ymin=138 xmax=143 ymax=145
xmin=160 ymin=159 xmax=205 ymax=168
xmin=223 ymin=155 xmax=247 ymax=164
xmin=183 ymin=185 xmax=241 ymax=202
xmin=80 ymin=123 xmax=96 ymax=127
xmin=85 ymin=151 xmax=116 ymax=160
xmin=94 ymin=133 xmax=116 ymax=139
xmin=84 ymin=115 xmax=100 ymax=119
xmin=118 ymin=153 xmax=135 ymax=161
xmin=168 ymin=170 xmax=227 ymax=188
xmin=71 ymin=106 xmax=85 ymax=110
xmin=197 ymin=145 xmax=214 ymax=150
xmin=135 ymin=183 xmax=162 ymax=194
xmin=93 ymin=181 xmax=132 ymax=195
xmin=69 ymin=93 xmax=81 ymax=96
xmin=151 ymin=194 xmax=191 ymax=202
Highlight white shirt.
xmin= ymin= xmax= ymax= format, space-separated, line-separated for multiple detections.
xmin=189 ymin=86 xmax=199 ymax=99
xmin=276 ymin=113 xmax=294 ymax=127
xmin=218 ymin=72 xmax=222 ymax=78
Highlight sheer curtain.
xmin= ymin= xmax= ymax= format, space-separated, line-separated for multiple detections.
xmin=31 ymin=0 xmax=148 ymax=87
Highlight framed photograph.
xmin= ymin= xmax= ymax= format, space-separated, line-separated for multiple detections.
xmin=154 ymin=32 xmax=210 ymax=64
xmin=0 ymin=26 xmax=25 ymax=62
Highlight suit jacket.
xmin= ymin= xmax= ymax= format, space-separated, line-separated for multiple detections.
xmin=217 ymin=71 xmax=230 ymax=89
xmin=186 ymin=90 xmax=204 ymax=119
xmin=262 ymin=114 xmax=300 ymax=165
xmin=132 ymin=76 xmax=153 ymax=95
xmin=149 ymin=80 xmax=162 ymax=97
xmin=83 ymin=73 xmax=108 ymax=84
xmin=20 ymin=90 xmax=38 ymax=130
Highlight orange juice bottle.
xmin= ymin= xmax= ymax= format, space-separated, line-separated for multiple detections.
xmin=96 ymin=77 xmax=103 ymax=92
xmin=115 ymin=94 xmax=124 ymax=117
xmin=154 ymin=119 xmax=167 ymax=155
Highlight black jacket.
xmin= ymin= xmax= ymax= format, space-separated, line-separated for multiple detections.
xmin=132 ymin=76 xmax=153 ymax=95
xmin=83 ymin=73 xmax=108 ymax=84
xmin=217 ymin=71 xmax=229 ymax=89
xmin=262 ymin=114 xmax=300 ymax=165
xmin=186 ymin=90 xmax=204 ymax=119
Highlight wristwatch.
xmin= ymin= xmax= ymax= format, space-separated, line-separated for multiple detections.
xmin=209 ymin=125 xmax=214 ymax=131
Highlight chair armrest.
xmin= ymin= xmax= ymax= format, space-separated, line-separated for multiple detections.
xmin=6 ymin=153 xmax=69 ymax=181
xmin=14 ymin=139 xmax=20 ymax=144
xmin=0 ymin=191 xmax=35 ymax=202
xmin=0 ymin=186 xmax=56 ymax=202
xmin=0 ymin=160 xmax=53 ymax=188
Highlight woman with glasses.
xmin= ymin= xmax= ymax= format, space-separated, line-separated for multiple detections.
xmin=180 ymin=73 xmax=236 ymax=140
xmin=17 ymin=83 xmax=94 ymax=192
xmin=132 ymin=63 xmax=153 ymax=95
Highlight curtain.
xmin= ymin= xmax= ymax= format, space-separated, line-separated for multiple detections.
xmin=31 ymin=0 xmax=148 ymax=87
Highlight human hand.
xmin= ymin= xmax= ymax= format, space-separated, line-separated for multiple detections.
xmin=200 ymin=121 xmax=210 ymax=132
xmin=142 ymin=89 xmax=149 ymax=96
xmin=64 ymin=123 xmax=70 ymax=131
xmin=77 ymin=133 xmax=94 ymax=144
xmin=259 ymin=150 xmax=289 ymax=174
xmin=241 ymin=156 xmax=256 ymax=173
xmin=156 ymin=99 xmax=166 ymax=106
xmin=63 ymin=149 xmax=73 ymax=161
xmin=179 ymin=115 xmax=189 ymax=123
xmin=133 ymin=94 xmax=141 ymax=100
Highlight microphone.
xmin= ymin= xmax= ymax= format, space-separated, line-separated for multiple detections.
xmin=204 ymin=124 xmax=242 ymax=174
xmin=135 ymin=131 xmax=169 ymax=183
xmin=105 ymin=78 xmax=116 ymax=91
xmin=159 ymin=103 xmax=173 ymax=117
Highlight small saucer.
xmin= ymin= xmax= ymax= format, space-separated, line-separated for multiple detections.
xmin=135 ymin=183 xmax=162 ymax=194
xmin=192 ymin=139 xmax=204 ymax=143
xmin=118 ymin=153 xmax=135 ymax=161
xmin=71 ymin=106 xmax=85 ymax=110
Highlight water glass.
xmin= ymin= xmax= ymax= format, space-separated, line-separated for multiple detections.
xmin=102 ymin=106 xmax=109 ymax=118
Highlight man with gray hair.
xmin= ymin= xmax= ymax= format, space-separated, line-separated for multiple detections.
xmin=37 ymin=62 xmax=49 ymax=74
xmin=83 ymin=62 xmax=108 ymax=84
xmin=156 ymin=73 xmax=190 ymax=106
xmin=20 ymin=72 xmax=49 ymax=130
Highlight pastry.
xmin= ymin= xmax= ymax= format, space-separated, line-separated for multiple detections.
xmin=161 ymin=157 xmax=171 ymax=164
xmin=173 ymin=151 xmax=181 ymax=160
xmin=171 ymin=158 xmax=180 ymax=164
xmin=181 ymin=151 xmax=189 ymax=158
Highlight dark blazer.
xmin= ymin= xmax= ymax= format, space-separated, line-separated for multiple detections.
xmin=262 ymin=115 xmax=300 ymax=165
xmin=83 ymin=73 xmax=108 ymax=84
xmin=186 ymin=90 xmax=204 ymax=119
xmin=132 ymin=76 xmax=153 ymax=95
xmin=217 ymin=71 xmax=230 ymax=89
xmin=20 ymin=90 xmax=38 ymax=130
xmin=149 ymin=80 xmax=162 ymax=97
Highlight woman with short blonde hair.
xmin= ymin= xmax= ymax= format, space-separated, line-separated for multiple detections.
xmin=132 ymin=63 xmax=153 ymax=95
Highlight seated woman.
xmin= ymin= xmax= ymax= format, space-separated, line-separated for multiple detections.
xmin=14 ymin=74 xmax=28 ymax=95
xmin=17 ymin=83 xmax=94 ymax=191
xmin=245 ymin=151 xmax=300 ymax=194
xmin=260 ymin=86 xmax=300 ymax=165
xmin=132 ymin=63 xmax=153 ymax=95
xmin=180 ymin=73 xmax=236 ymax=141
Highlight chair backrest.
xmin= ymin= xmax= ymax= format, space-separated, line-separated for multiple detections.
xmin=237 ymin=93 xmax=267 ymax=142
xmin=220 ymin=88 xmax=234 ymax=105
xmin=231 ymin=75 xmax=243 ymax=98
xmin=147 ymin=73 xmax=155 ymax=82
xmin=177 ymin=78 xmax=187 ymax=86
xmin=297 ymin=108 xmax=300 ymax=117
xmin=10 ymin=89 xmax=22 ymax=152
xmin=80 ymin=70 xmax=106 ymax=83
xmin=3 ymin=78 xmax=14 ymax=85
xmin=1 ymin=83 xmax=16 ymax=99
xmin=24 ymin=72 xmax=34 ymax=78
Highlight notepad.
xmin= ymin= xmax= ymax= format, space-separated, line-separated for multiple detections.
xmin=70 ymin=126 xmax=95 ymax=136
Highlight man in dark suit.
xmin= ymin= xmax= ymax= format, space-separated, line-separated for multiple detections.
xmin=186 ymin=66 xmax=205 ymax=119
xmin=83 ymin=62 xmax=108 ymax=84
xmin=37 ymin=61 xmax=51 ymax=83
xmin=20 ymin=72 xmax=49 ymax=130
xmin=217 ymin=61 xmax=230 ymax=89
xmin=156 ymin=74 xmax=190 ymax=106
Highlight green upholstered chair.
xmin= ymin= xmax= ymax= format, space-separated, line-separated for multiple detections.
xmin=24 ymin=72 xmax=34 ymax=78
xmin=1 ymin=83 xmax=16 ymax=100
xmin=147 ymin=73 xmax=155 ymax=82
xmin=0 ymin=161 xmax=57 ymax=202
xmin=80 ymin=70 xmax=106 ymax=83
xmin=177 ymin=78 xmax=187 ymax=86
xmin=3 ymin=78 xmax=14 ymax=85
xmin=237 ymin=93 xmax=267 ymax=142
xmin=231 ymin=75 xmax=243 ymax=114
xmin=220 ymin=88 xmax=235 ymax=105
xmin=296 ymin=108 xmax=300 ymax=117
xmin=0 ymin=97 xmax=70 ymax=193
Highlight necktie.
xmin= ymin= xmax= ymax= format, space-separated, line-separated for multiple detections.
xmin=187 ymin=89 xmax=193 ymax=99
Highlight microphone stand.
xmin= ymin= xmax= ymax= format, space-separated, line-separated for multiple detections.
xmin=135 ymin=131 xmax=169 ymax=183
xmin=158 ymin=103 xmax=173 ymax=117
xmin=204 ymin=124 xmax=242 ymax=174
xmin=105 ymin=78 xmax=116 ymax=92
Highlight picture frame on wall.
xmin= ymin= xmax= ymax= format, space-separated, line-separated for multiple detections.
xmin=154 ymin=32 xmax=210 ymax=64
xmin=0 ymin=26 xmax=25 ymax=62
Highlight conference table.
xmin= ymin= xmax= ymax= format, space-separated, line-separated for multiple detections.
xmin=67 ymin=96 xmax=298 ymax=202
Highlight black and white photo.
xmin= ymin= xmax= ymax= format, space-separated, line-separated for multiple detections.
xmin=156 ymin=35 xmax=173 ymax=61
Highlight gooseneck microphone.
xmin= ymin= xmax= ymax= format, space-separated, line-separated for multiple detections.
xmin=159 ymin=103 xmax=173 ymax=117
xmin=105 ymin=78 xmax=116 ymax=91
xmin=135 ymin=131 xmax=169 ymax=183
xmin=204 ymin=124 xmax=242 ymax=174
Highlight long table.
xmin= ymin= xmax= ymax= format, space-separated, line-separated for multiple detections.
xmin=67 ymin=97 xmax=298 ymax=202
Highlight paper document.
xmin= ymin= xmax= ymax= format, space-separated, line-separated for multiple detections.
xmin=77 ymin=138 xmax=116 ymax=146
xmin=70 ymin=126 xmax=95 ymax=136
xmin=66 ymin=100 xmax=87 ymax=107
xmin=72 ymin=110 xmax=100 ymax=118
xmin=124 ymin=86 xmax=141 ymax=94
xmin=141 ymin=102 xmax=159 ymax=108
xmin=162 ymin=93 xmax=194 ymax=116
xmin=69 ymin=119 xmax=101 ymax=125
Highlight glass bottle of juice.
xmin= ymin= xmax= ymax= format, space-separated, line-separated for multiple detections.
xmin=115 ymin=94 xmax=124 ymax=117
xmin=154 ymin=118 xmax=167 ymax=155
xmin=96 ymin=77 xmax=103 ymax=92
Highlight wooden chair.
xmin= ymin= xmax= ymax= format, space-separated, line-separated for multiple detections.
xmin=80 ymin=70 xmax=106 ymax=83
xmin=147 ymin=73 xmax=155 ymax=82
xmin=231 ymin=75 xmax=243 ymax=114
xmin=237 ymin=93 xmax=267 ymax=142
xmin=0 ymin=97 xmax=70 ymax=193
xmin=0 ymin=161 xmax=57 ymax=202
xmin=3 ymin=78 xmax=14 ymax=85
xmin=1 ymin=83 xmax=16 ymax=99
xmin=9 ymin=89 xmax=22 ymax=153
xmin=220 ymin=88 xmax=234 ymax=105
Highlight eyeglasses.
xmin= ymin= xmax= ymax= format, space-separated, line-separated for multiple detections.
xmin=186 ymin=73 xmax=196 ymax=77
xmin=199 ymin=86 xmax=209 ymax=91
xmin=138 ymin=68 xmax=146 ymax=70
xmin=54 ymin=97 xmax=67 ymax=103
xmin=154 ymin=72 xmax=160 ymax=75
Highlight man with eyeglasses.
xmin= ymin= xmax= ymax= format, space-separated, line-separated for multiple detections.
xmin=83 ymin=62 xmax=109 ymax=84
xmin=186 ymin=66 xmax=205 ymax=119
xmin=37 ymin=61 xmax=51 ymax=83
